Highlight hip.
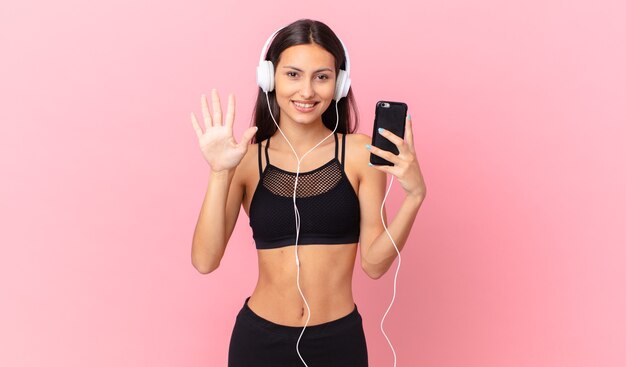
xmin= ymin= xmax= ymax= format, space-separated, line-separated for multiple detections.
xmin=228 ymin=296 xmax=368 ymax=367
xmin=248 ymin=286 xmax=355 ymax=326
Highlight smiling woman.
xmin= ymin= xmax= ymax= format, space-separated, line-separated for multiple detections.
xmin=272 ymin=43 xmax=337 ymax=127
xmin=190 ymin=17 xmax=426 ymax=367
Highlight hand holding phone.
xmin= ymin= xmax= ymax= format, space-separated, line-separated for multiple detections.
xmin=370 ymin=101 xmax=408 ymax=166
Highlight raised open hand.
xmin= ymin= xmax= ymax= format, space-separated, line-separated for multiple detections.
xmin=191 ymin=89 xmax=258 ymax=172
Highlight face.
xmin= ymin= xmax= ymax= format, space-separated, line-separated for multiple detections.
xmin=274 ymin=43 xmax=337 ymax=127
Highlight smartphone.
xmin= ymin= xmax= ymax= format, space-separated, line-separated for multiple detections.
xmin=370 ymin=101 xmax=408 ymax=166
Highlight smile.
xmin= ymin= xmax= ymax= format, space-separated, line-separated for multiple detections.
xmin=292 ymin=100 xmax=319 ymax=112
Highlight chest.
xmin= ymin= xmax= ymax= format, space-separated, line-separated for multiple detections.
xmin=242 ymin=158 xmax=359 ymax=216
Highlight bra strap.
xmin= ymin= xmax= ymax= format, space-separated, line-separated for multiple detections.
xmin=265 ymin=136 xmax=271 ymax=166
xmin=340 ymin=133 xmax=347 ymax=167
xmin=257 ymin=140 xmax=263 ymax=177
xmin=334 ymin=132 xmax=339 ymax=160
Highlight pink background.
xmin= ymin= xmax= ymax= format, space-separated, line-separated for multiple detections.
xmin=1 ymin=0 xmax=625 ymax=366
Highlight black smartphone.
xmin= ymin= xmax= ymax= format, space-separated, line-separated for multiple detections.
xmin=370 ymin=101 xmax=408 ymax=166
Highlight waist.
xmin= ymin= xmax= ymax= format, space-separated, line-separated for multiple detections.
xmin=238 ymin=296 xmax=362 ymax=338
xmin=256 ymin=243 xmax=357 ymax=285
xmin=247 ymin=288 xmax=356 ymax=327
xmin=251 ymin=244 xmax=357 ymax=325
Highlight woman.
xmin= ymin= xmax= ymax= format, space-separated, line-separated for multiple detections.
xmin=190 ymin=19 xmax=426 ymax=367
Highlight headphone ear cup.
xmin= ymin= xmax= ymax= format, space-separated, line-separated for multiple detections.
xmin=334 ymin=69 xmax=351 ymax=101
xmin=256 ymin=60 xmax=275 ymax=92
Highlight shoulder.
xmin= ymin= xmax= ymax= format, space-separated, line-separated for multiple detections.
xmin=343 ymin=132 xmax=372 ymax=146
xmin=341 ymin=132 xmax=372 ymax=151
xmin=344 ymin=132 xmax=387 ymax=201
xmin=342 ymin=132 xmax=372 ymax=177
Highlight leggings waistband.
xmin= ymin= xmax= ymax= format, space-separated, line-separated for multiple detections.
xmin=238 ymin=296 xmax=362 ymax=339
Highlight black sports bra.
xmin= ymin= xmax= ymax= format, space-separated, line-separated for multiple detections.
xmin=248 ymin=132 xmax=361 ymax=250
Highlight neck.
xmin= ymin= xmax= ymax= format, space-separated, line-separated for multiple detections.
xmin=272 ymin=119 xmax=337 ymax=157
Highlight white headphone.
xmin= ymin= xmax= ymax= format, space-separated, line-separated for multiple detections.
xmin=256 ymin=26 xmax=352 ymax=101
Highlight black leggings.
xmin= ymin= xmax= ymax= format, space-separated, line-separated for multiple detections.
xmin=228 ymin=297 xmax=369 ymax=367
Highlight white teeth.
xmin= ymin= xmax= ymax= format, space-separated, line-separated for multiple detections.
xmin=293 ymin=101 xmax=316 ymax=108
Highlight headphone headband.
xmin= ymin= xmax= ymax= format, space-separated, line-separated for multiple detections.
xmin=258 ymin=27 xmax=282 ymax=65
xmin=258 ymin=26 xmax=351 ymax=74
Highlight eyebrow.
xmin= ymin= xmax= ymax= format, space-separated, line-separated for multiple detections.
xmin=282 ymin=66 xmax=334 ymax=73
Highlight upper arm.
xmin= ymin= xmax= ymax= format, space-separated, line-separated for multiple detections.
xmin=351 ymin=133 xmax=388 ymax=269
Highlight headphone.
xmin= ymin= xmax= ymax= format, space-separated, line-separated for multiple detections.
xmin=256 ymin=26 xmax=352 ymax=101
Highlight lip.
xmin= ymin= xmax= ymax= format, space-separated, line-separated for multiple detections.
xmin=291 ymin=100 xmax=319 ymax=113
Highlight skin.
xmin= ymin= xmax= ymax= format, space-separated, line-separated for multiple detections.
xmin=191 ymin=43 xmax=426 ymax=326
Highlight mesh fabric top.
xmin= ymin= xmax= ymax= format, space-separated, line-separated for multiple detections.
xmin=248 ymin=132 xmax=361 ymax=249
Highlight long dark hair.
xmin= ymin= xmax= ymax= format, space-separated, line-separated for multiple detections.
xmin=251 ymin=19 xmax=359 ymax=144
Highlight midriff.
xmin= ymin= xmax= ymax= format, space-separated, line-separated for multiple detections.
xmin=247 ymin=243 xmax=358 ymax=326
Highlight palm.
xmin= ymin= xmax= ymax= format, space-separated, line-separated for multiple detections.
xmin=199 ymin=125 xmax=245 ymax=171
xmin=191 ymin=89 xmax=257 ymax=172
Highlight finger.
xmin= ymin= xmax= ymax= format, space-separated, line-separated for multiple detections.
xmin=378 ymin=128 xmax=406 ymax=153
xmin=368 ymin=144 xmax=400 ymax=164
xmin=225 ymin=93 xmax=235 ymax=131
xmin=211 ymin=88 xmax=223 ymax=126
xmin=237 ymin=126 xmax=258 ymax=148
xmin=405 ymin=114 xmax=415 ymax=150
xmin=191 ymin=112 xmax=203 ymax=138
xmin=201 ymin=94 xmax=213 ymax=128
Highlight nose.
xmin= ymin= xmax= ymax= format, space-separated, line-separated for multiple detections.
xmin=299 ymin=79 xmax=315 ymax=99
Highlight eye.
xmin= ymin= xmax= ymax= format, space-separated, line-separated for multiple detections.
xmin=287 ymin=71 xmax=298 ymax=78
xmin=317 ymin=74 xmax=330 ymax=80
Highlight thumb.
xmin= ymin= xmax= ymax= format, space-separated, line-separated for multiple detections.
xmin=238 ymin=126 xmax=258 ymax=147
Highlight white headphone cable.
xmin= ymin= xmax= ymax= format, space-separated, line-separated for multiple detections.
xmin=379 ymin=175 xmax=401 ymax=367
xmin=265 ymin=92 xmax=339 ymax=367
xmin=264 ymin=92 xmax=401 ymax=367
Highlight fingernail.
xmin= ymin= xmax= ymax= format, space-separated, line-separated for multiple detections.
xmin=378 ymin=128 xmax=385 ymax=134
xmin=365 ymin=144 xmax=371 ymax=150
xmin=407 ymin=114 xmax=411 ymax=119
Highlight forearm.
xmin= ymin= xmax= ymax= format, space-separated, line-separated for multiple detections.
xmin=191 ymin=169 xmax=235 ymax=273
xmin=362 ymin=194 xmax=424 ymax=279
